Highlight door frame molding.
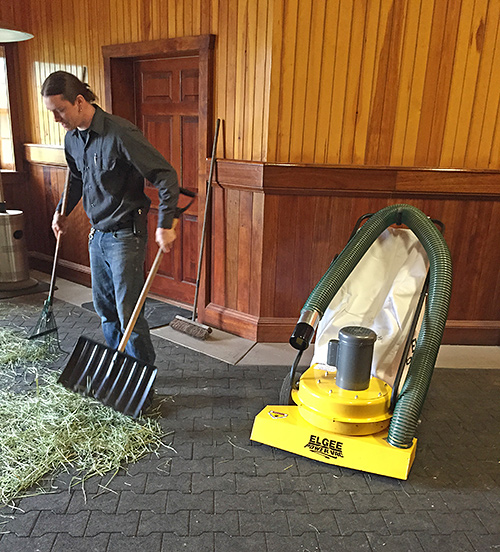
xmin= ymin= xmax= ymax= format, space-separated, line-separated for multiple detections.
xmin=102 ymin=35 xmax=215 ymax=157
xmin=102 ymin=35 xmax=215 ymax=311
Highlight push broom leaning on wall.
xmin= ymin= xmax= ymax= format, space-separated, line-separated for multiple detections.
xmin=169 ymin=118 xmax=221 ymax=340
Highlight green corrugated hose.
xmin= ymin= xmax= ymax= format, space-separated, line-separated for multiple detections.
xmin=292 ymin=204 xmax=452 ymax=449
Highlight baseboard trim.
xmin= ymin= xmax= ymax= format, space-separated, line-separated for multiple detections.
xmin=443 ymin=320 xmax=500 ymax=346
xmin=204 ymin=302 xmax=499 ymax=346
xmin=29 ymin=251 xmax=91 ymax=287
xmin=203 ymin=303 xmax=297 ymax=342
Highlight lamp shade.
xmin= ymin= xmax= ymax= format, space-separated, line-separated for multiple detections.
xmin=0 ymin=22 xmax=33 ymax=43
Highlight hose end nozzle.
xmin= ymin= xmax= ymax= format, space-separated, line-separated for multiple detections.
xmin=289 ymin=310 xmax=320 ymax=351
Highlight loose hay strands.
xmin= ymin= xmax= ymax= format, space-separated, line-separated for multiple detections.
xmin=0 ymin=326 xmax=59 ymax=391
xmin=0 ymin=373 xmax=164 ymax=506
xmin=0 ymin=315 xmax=166 ymax=506
xmin=0 ymin=326 xmax=58 ymax=367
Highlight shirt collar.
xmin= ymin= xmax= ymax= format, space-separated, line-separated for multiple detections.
xmin=71 ymin=104 xmax=104 ymax=137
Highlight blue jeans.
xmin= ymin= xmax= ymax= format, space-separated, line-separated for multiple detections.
xmin=88 ymin=228 xmax=155 ymax=365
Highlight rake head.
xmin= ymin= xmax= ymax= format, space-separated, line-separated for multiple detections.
xmin=28 ymin=299 xmax=58 ymax=340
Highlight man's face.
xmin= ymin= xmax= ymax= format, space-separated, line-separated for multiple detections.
xmin=43 ymin=94 xmax=82 ymax=131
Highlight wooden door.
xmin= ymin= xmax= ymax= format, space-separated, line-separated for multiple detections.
xmin=134 ymin=56 xmax=200 ymax=304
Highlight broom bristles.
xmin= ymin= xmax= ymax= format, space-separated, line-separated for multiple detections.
xmin=169 ymin=315 xmax=212 ymax=340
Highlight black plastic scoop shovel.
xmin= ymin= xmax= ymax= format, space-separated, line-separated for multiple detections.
xmin=58 ymin=247 xmax=165 ymax=418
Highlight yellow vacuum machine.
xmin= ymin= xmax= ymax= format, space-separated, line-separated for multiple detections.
xmin=251 ymin=204 xmax=452 ymax=480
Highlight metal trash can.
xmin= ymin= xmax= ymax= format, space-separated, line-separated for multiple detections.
xmin=0 ymin=209 xmax=37 ymax=290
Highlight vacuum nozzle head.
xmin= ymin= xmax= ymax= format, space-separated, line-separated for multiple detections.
xmin=289 ymin=309 xmax=321 ymax=351
xmin=289 ymin=322 xmax=315 ymax=350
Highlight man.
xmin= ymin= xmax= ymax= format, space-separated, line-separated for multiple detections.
xmin=42 ymin=70 xmax=179 ymax=365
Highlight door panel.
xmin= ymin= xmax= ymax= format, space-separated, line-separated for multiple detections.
xmin=134 ymin=56 xmax=200 ymax=304
xmin=180 ymin=116 xmax=199 ymax=285
xmin=142 ymin=115 xmax=173 ymax=164
xmin=180 ymin=69 xmax=199 ymax=101
xmin=142 ymin=72 xmax=173 ymax=101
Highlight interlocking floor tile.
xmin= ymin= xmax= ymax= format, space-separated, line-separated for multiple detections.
xmin=0 ymin=296 xmax=499 ymax=552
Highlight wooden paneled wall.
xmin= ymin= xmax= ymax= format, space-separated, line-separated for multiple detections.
xmin=23 ymin=158 xmax=91 ymax=285
xmin=15 ymin=153 xmax=500 ymax=346
xmin=4 ymin=0 xmax=500 ymax=346
xmin=13 ymin=0 xmax=273 ymax=163
xmin=205 ymin=161 xmax=500 ymax=345
xmin=267 ymin=0 xmax=500 ymax=167
xmin=0 ymin=0 xmax=25 ymax=30
xmin=8 ymin=0 xmax=500 ymax=168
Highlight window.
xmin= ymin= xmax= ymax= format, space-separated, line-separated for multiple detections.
xmin=0 ymin=46 xmax=15 ymax=170
xmin=34 ymin=61 xmax=88 ymax=146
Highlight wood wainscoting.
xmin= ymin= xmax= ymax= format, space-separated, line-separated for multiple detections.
xmin=202 ymin=161 xmax=500 ymax=345
xmin=19 ymin=149 xmax=500 ymax=345
xmin=23 ymin=145 xmax=91 ymax=286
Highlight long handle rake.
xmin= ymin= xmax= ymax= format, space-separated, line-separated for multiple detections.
xmin=29 ymin=171 xmax=70 ymax=340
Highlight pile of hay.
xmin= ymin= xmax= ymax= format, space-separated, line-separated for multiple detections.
xmin=0 ymin=325 xmax=165 ymax=506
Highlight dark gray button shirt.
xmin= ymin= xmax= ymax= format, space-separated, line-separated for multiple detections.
xmin=62 ymin=105 xmax=178 ymax=231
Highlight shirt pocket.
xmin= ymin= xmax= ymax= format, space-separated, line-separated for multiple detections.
xmin=94 ymin=155 xmax=129 ymax=196
xmin=95 ymin=155 xmax=117 ymax=173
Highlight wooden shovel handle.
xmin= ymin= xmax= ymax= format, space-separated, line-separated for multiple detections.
xmin=118 ymin=219 xmax=178 ymax=352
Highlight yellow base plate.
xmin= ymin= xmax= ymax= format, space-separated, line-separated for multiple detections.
xmin=251 ymin=405 xmax=417 ymax=480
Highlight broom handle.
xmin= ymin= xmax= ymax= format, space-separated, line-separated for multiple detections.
xmin=192 ymin=118 xmax=220 ymax=321
xmin=48 ymin=170 xmax=71 ymax=302
xmin=118 ymin=218 xmax=179 ymax=352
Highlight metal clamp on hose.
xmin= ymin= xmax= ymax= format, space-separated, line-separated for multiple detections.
xmin=289 ymin=310 xmax=320 ymax=351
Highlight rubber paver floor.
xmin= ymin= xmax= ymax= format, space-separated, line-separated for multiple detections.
xmin=0 ymin=295 xmax=499 ymax=552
